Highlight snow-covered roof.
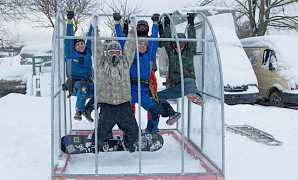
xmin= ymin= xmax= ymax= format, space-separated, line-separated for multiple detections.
xmin=20 ymin=44 xmax=52 ymax=57
xmin=180 ymin=6 xmax=234 ymax=15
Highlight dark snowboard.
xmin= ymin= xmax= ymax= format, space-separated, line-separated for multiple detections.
xmin=61 ymin=132 xmax=164 ymax=154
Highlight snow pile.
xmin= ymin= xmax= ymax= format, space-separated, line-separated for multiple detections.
xmin=208 ymin=13 xmax=258 ymax=88
xmin=241 ymin=35 xmax=298 ymax=81
xmin=0 ymin=93 xmax=51 ymax=180
xmin=0 ymin=56 xmax=31 ymax=81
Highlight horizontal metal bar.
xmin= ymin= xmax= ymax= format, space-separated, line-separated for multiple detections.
xmin=53 ymin=172 xmax=218 ymax=177
xmin=197 ymin=90 xmax=222 ymax=101
xmin=84 ymin=13 xmax=190 ymax=18
xmin=59 ymin=35 xmax=212 ymax=43
xmin=54 ymin=91 xmax=61 ymax=98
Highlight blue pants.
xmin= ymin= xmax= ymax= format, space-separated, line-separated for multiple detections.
xmin=131 ymin=85 xmax=160 ymax=132
xmin=73 ymin=81 xmax=94 ymax=112
xmin=131 ymin=86 xmax=155 ymax=111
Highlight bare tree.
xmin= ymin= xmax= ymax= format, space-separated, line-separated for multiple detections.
xmin=234 ymin=0 xmax=298 ymax=37
xmin=26 ymin=0 xmax=99 ymax=30
xmin=99 ymin=0 xmax=143 ymax=33
xmin=195 ymin=0 xmax=216 ymax=6
xmin=0 ymin=0 xmax=25 ymax=21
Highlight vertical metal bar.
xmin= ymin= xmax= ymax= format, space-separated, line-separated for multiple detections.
xmin=187 ymin=100 xmax=191 ymax=139
xmin=201 ymin=18 xmax=206 ymax=151
xmin=62 ymin=20 xmax=68 ymax=135
xmin=51 ymin=10 xmax=58 ymax=178
xmin=57 ymin=10 xmax=62 ymax=149
xmin=164 ymin=13 xmax=186 ymax=174
xmin=131 ymin=15 xmax=143 ymax=175
xmin=92 ymin=15 xmax=99 ymax=174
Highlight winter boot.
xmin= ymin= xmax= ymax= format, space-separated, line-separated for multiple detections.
xmin=74 ymin=111 xmax=82 ymax=121
xmin=187 ymin=93 xmax=203 ymax=106
xmin=166 ymin=112 xmax=181 ymax=125
xmin=83 ymin=107 xmax=94 ymax=122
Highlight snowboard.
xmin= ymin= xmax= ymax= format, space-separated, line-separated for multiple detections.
xmin=61 ymin=132 xmax=164 ymax=154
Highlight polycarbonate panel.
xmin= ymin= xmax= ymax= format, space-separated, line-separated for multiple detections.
xmin=201 ymin=96 xmax=223 ymax=170
xmin=203 ymin=27 xmax=221 ymax=98
xmin=201 ymin=20 xmax=224 ymax=171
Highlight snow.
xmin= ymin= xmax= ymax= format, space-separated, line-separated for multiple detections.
xmin=0 ymin=56 xmax=31 ymax=81
xmin=20 ymin=44 xmax=52 ymax=57
xmin=0 ymin=94 xmax=51 ymax=180
xmin=65 ymin=134 xmax=205 ymax=174
xmin=225 ymin=104 xmax=298 ymax=180
xmin=241 ymin=35 xmax=298 ymax=81
xmin=2 ymin=89 xmax=298 ymax=179
xmin=207 ymin=13 xmax=258 ymax=88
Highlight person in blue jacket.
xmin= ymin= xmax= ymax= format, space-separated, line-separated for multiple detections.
xmin=64 ymin=11 xmax=94 ymax=121
xmin=113 ymin=13 xmax=181 ymax=132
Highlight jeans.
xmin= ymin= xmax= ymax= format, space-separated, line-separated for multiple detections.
xmin=157 ymin=78 xmax=198 ymax=101
xmin=73 ymin=81 xmax=94 ymax=112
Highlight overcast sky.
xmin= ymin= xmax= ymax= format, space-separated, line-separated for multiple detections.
xmin=6 ymin=0 xmax=297 ymax=48
xmin=6 ymin=0 xmax=197 ymax=48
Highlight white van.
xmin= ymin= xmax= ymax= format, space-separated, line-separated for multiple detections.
xmin=241 ymin=35 xmax=298 ymax=106
xmin=208 ymin=13 xmax=259 ymax=104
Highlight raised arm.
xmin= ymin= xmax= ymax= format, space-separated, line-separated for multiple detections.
xmin=159 ymin=16 xmax=172 ymax=55
xmin=124 ymin=23 xmax=137 ymax=65
xmin=113 ymin=13 xmax=126 ymax=50
xmin=147 ymin=13 xmax=159 ymax=61
xmin=186 ymin=13 xmax=196 ymax=53
xmin=64 ymin=11 xmax=75 ymax=78
xmin=85 ymin=24 xmax=94 ymax=53
xmin=64 ymin=11 xmax=75 ymax=60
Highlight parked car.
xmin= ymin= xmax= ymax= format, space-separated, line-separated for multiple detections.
xmin=241 ymin=35 xmax=298 ymax=106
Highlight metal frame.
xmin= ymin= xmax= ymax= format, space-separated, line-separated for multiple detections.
xmin=51 ymin=10 xmax=225 ymax=179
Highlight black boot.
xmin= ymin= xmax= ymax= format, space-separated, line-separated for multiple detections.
xmin=83 ymin=106 xmax=94 ymax=122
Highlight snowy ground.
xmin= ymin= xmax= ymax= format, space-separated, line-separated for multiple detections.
xmin=1 ymin=85 xmax=298 ymax=180
xmin=1 ymin=58 xmax=298 ymax=179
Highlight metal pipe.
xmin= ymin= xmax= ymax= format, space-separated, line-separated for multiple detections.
xmin=84 ymin=13 xmax=189 ymax=18
xmin=62 ymin=19 xmax=73 ymax=133
xmin=130 ymin=15 xmax=143 ymax=175
xmin=201 ymin=18 xmax=206 ymax=151
xmin=50 ymin=9 xmax=58 ymax=178
xmin=92 ymin=15 xmax=100 ymax=174
xmin=161 ymin=12 xmax=186 ymax=174
xmin=58 ymin=36 xmax=209 ymax=42
xmin=57 ymin=10 xmax=62 ymax=150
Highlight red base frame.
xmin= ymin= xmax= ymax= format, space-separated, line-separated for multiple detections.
xmin=53 ymin=130 xmax=224 ymax=180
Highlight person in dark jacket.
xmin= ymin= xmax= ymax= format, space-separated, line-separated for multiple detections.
xmin=64 ymin=11 xmax=94 ymax=121
xmin=158 ymin=13 xmax=203 ymax=125
xmin=113 ymin=13 xmax=181 ymax=131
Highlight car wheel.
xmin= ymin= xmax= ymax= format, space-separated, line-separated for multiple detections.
xmin=269 ymin=90 xmax=282 ymax=106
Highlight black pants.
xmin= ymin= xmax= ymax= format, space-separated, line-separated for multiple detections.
xmin=92 ymin=102 xmax=139 ymax=151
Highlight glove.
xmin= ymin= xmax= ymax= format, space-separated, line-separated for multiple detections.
xmin=113 ymin=12 xmax=122 ymax=21
xmin=164 ymin=16 xmax=170 ymax=26
xmin=151 ymin=13 xmax=160 ymax=22
xmin=123 ymin=19 xmax=130 ymax=36
xmin=187 ymin=13 xmax=195 ymax=25
xmin=66 ymin=11 xmax=74 ymax=20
